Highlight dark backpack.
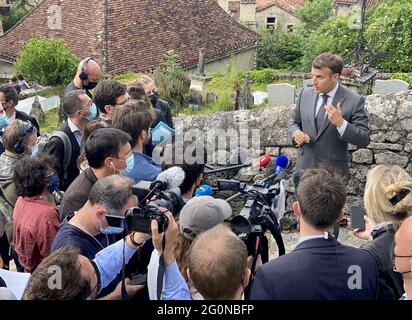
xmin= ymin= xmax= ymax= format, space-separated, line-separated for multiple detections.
xmin=37 ymin=131 xmax=72 ymax=187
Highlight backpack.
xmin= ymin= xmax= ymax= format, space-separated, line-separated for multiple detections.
xmin=37 ymin=131 xmax=72 ymax=187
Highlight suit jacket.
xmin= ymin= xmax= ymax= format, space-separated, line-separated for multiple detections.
xmin=288 ymin=84 xmax=370 ymax=178
xmin=43 ymin=121 xmax=80 ymax=191
xmin=15 ymin=110 xmax=40 ymax=136
xmin=250 ymin=238 xmax=379 ymax=300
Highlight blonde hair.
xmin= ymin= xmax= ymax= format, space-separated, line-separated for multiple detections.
xmin=137 ymin=75 xmax=155 ymax=87
xmin=364 ymin=165 xmax=412 ymax=229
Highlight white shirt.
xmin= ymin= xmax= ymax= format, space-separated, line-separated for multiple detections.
xmin=315 ymin=82 xmax=347 ymax=137
xmin=67 ymin=118 xmax=83 ymax=148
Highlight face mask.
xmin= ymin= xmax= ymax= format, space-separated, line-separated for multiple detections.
xmin=84 ymin=82 xmax=98 ymax=90
xmin=30 ymin=144 xmax=39 ymax=156
xmin=0 ymin=114 xmax=9 ymax=130
xmin=47 ymin=174 xmax=60 ymax=193
xmin=123 ymin=154 xmax=135 ymax=175
xmin=85 ymin=103 xmax=98 ymax=122
xmin=149 ymin=92 xmax=159 ymax=106
xmin=98 ymin=217 xmax=124 ymax=235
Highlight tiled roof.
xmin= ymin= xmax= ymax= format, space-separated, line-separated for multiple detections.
xmin=0 ymin=0 xmax=260 ymax=75
xmin=256 ymin=0 xmax=304 ymax=15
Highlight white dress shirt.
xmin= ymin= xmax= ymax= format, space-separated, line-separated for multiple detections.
xmin=315 ymin=82 xmax=347 ymax=137
xmin=67 ymin=118 xmax=83 ymax=148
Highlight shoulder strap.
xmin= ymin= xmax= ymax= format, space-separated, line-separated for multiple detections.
xmin=51 ymin=131 xmax=72 ymax=183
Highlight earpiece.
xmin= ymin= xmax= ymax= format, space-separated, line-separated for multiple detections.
xmin=79 ymin=57 xmax=93 ymax=81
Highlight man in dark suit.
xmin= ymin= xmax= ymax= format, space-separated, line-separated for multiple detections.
xmin=44 ymin=90 xmax=97 ymax=191
xmin=0 ymin=85 xmax=40 ymax=154
xmin=288 ymin=53 xmax=370 ymax=179
xmin=251 ymin=167 xmax=379 ymax=300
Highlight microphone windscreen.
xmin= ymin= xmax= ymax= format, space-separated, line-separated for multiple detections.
xmin=156 ymin=166 xmax=186 ymax=189
xmin=195 ymin=184 xmax=213 ymax=197
xmin=254 ymin=154 xmax=272 ymax=168
xmin=275 ymin=154 xmax=289 ymax=170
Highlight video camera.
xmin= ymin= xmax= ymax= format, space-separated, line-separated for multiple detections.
xmin=125 ymin=167 xmax=185 ymax=234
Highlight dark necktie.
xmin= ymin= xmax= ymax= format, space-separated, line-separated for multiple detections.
xmin=315 ymin=94 xmax=329 ymax=134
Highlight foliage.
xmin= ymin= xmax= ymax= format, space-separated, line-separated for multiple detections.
xmin=295 ymin=0 xmax=334 ymax=36
xmin=257 ymin=28 xmax=305 ymax=70
xmin=14 ymin=37 xmax=79 ymax=86
xmin=300 ymin=15 xmax=358 ymax=71
xmin=391 ymin=73 xmax=412 ymax=88
xmin=364 ymin=0 xmax=412 ymax=72
xmin=112 ymin=72 xmax=141 ymax=84
xmin=40 ymin=107 xmax=60 ymax=133
xmin=1 ymin=7 xmax=27 ymax=32
xmin=152 ymin=51 xmax=191 ymax=115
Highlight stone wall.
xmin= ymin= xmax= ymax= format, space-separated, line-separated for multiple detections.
xmin=174 ymin=90 xmax=412 ymax=225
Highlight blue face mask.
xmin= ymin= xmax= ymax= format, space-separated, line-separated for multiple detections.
xmin=85 ymin=103 xmax=98 ymax=122
xmin=47 ymin=174 xmax=60 ymax=193
xmin=0 ymin=114 xmax=9 ymax=130
xmin=123 ymin=154 xmax=135 ymax=175
xmin=99 ymin=215 xmax=125 ymax=235
xmin=30 ymin=144 xmax=39 ymax=156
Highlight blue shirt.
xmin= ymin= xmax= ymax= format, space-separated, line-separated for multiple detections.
xmin=94 ymin=238 xmax=138 ymax=291
xmin=162 ymin=260 xmax=191 ymax=300
xmin=125 ymin=152 xmax=161 ymax=183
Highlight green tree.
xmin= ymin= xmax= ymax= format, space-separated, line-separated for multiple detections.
xmin=152 ymin=51 xmax=190 ymax=114
xmin=295 ymin=0 xmax=334 ymax=36
xmin=364 ymin=0 xmax=412 ymax=72
xmin=15 ymin=37 xmax=79 ymax=86
xmin=301 ymin=15 xmax=357 ymax=71
xmin=2 ymin=7 xmax=27 ymax=32
xmin=257 ymin=28 xmax=304 ymax=70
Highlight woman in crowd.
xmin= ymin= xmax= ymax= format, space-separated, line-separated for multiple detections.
xmin=352 ymin=165 xmax=412 ymax=299
xmin=12 ymin=156 xmax=60 ymax=272
xmin=0 ymin=120 xmax=37 ymax=270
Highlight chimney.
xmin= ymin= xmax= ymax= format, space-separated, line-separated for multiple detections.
xmin=217 ymin=0 xmax=230 ymax=13
xmin=239 ymin=0 xmax=256 ymax=30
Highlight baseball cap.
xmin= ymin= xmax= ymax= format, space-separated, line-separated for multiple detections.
xmin=179 ymin=196 xmax=232 ymax=240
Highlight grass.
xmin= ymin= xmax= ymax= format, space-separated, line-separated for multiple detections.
xmin=40 ymin=107 xmax=60 ymax=133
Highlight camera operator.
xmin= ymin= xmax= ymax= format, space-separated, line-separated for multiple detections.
xmin=147 ymin=196 xmax=233 ymax=300
xmin=51 ymin=175 xmax=139 ymax=299
xmin=251 ymin=167 xmax=379 ymax=300
xmin=25 ymin=231 xmax=150 ymax=300
xmin=59 ymin=128 xmax=133 ymax=220
xmin=160 ymin=141 xmax=207 ymax=203
xmin=151 ymin=213 xmax=250 ymax=300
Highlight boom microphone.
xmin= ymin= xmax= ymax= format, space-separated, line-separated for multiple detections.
xmin=150 ymin=166 xmax=186 ymax=191
xmin=223 ymin=147 xmax=249 ymax=178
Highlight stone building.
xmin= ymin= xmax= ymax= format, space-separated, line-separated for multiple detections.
xmin=217 ymin=0 xmax=303 ymax=32
xmin=333 ymin=0 xmax=386 ymax=16
xmin=0 ymin=0 xmax=260 ymax=78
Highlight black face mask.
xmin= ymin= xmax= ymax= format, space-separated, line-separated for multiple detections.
xmin=84 ymin=82 xmax=98 ymax=90
xmin=149 ymin=92 xmax=159 ymax=106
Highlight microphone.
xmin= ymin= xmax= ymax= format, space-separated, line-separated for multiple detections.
xmin=150 ymin=166 xmax=185 ymax=191
xmin=195 ymin=184 xmax=213 ymax=197
xmin=274 ymin=154 xmax=289 ymax=174
xmin=253 ymin=153 xmax=272 ymax=168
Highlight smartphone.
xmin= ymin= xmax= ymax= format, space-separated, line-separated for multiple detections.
xmin=350 ymin=206 xmax=365 ymax=231
xmin=129 ymin=273 xmax=147 ymax=286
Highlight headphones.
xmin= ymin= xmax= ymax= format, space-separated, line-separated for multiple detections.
xmin=13 ymin=120 xmax=34 ymax=154
xmin=79 ymin=57 xmax=93 ymax=81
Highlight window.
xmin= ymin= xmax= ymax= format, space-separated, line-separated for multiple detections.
xmin=287 ymin=24 xmax=294 ymax=32
xmin=266 ymin=17 xmax=276 ymax=30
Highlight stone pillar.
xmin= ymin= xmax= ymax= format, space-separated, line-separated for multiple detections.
xmin=190 ymin=48 xmax=212 ymax=108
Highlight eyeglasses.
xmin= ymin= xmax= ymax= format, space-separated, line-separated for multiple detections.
xmin=392 ymin=254 xmax=412 ymax=274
